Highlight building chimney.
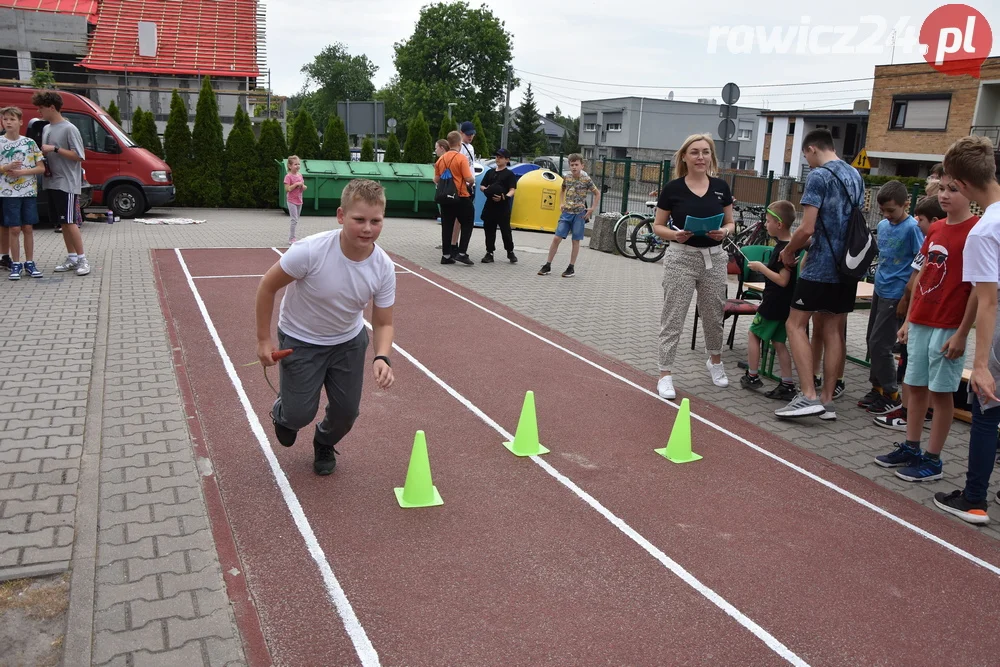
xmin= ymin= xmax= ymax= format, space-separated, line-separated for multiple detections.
xmin=853 ymin=99 xmax=869 ymax=114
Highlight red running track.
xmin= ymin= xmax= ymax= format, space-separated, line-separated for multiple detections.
xmin=154 ymin=247 xmax=1000 ymax=667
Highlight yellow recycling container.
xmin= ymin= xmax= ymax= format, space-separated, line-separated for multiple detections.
xmin=511 ymin=170 xmax=563 ymax=232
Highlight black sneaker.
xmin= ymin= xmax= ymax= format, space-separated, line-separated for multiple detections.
xmin=833 ymin=380 xmax=846 ymax=400
xmin=867 ymin=393 xmax=902 ymax=416
xmin=764 ymin=382 xmax=797 ymax=401
xmin=858 ymin=388 xmax=882 ymax=409
xmin=740 ymin=371 xmax=764 ymax=390
xmin=873 ymin=441 xmax=921 ymax=468
xmin=538 ymin=262 xmax=551 ymax=276
xmin=0 ymin=255 xmax=10 ymax=271
xmin=507 ymin=251 xmax=518 ymax=263
xmin=481 ymin=253 xmax=494 ymax=263
xmin=561 ymin=264 xmax=575 ymax=278
xmin=813 ymin=375 xmax=822 ymax=390
xmin=441 ymin=255 xmax=456 ymax=265
xmin=313 ymin=440 xmax=339 ymax=476
xmin=454 ymin=253 xmax=475 ymax=266
xmin=273 ymin=419 xmax=297 ymax=447
xmin=933 ymin=490 xmax=990 ymax=525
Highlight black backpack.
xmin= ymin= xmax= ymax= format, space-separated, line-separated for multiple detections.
xmin=435 ymin=166 xmax=457 ymax=203
xmin=815 ymin=165 xmax=875 ymax=281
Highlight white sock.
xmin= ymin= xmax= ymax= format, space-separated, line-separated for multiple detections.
xmin=77 ymin=254 xmax=86 ymax=260
xmin=68 ymin=253 xmax=78 ymax=261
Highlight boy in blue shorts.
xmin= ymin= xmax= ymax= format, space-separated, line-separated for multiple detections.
xmin=0 ymin=106 xmax=45 ymax=280
xmin=739 ymin=200 xmax=799 ymax=401
xmin=539 ymin=153 xmax=600 ymax=278
xmin=874 ymin=173 xmax=978 ymax=481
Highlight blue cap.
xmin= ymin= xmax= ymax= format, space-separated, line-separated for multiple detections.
xmin=495 ymin=148 xmax=511 ymax=159
xmin=460 ymin=121 xmax=476 ymax=135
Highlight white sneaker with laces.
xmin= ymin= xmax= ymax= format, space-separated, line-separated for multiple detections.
xmin=54 ymin=256 xmax=78 ymax=272
xmin=75 ymin=257 xmax=91 ymax=276
xmin=707 ymin=359 xmax=729 ymax=387
xmin=657 ymin=375 xmax=676 ymax=400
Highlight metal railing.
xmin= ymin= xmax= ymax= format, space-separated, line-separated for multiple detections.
xmin=972 ymin=125 xmax=1000 ymax=147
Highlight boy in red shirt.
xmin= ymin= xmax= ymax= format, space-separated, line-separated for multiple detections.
xmin=873 ymin=173 xmax=979 ymax=481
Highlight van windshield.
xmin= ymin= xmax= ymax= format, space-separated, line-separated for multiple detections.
xmin=100 ymin=115 xmax=136 ymax=148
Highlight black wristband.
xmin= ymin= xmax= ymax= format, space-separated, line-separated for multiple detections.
xmin=373 ymin=355 xmax=391 ymax=367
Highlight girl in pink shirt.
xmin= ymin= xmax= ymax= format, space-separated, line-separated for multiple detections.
xmin=283 ymin=155 xmax=306 ymax=243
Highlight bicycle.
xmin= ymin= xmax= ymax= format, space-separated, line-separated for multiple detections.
xmin=612 ymin=200 xmax=657 ymax=259
xmin=630 ymin=217 xmax=669 ymax=263
xmin=732 ymin=203 xmax=771 ymax=247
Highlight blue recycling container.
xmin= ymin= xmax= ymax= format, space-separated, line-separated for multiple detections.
xmin=511 ymin=163 xmax=540 ymax=178
xmin=473 ymin=168 xmax=487 ymax=227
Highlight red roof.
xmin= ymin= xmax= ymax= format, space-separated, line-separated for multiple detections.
xmin=0 ymin=0 xmax=99 ymax=24
xmin=80 ymin=0 xmax=259 ymax=78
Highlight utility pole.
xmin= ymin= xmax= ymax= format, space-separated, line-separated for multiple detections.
xmin=501 ymin=66 xmax=512 ymax=149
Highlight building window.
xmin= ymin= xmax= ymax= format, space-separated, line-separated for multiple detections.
xmin=584 ymin=123 xmax=597 ymax=132
xmin=788 ymin=121 xmax=796 ymax=135
xmin=738 ymin=158 xmax=753 ymax=170
xmin=890 ymin=96 xmax=951 ymax=131
xmin=606 ymin=123 xmax=622 ymax=132
xmin=784 ymin=161 xmax=791 ymax=176
xmin=738 ymin=127 xmax=752 ymax=140
xmin=766 ymin=120 xmax=773 ymax=134
xmin=831 ymin=126 xmax=840 ymax=138
xmin=761 ymin=160 xmax=769 ymax=176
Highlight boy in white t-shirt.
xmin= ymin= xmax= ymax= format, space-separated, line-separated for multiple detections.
xmin=256 ymin=179 xmax=396 ymax=475
xmin=933 ymin=136 xmax=1000 ymax=524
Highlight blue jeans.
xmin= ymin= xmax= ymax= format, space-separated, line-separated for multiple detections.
xmin=965 ymin=396 xmax=1000 ymax=502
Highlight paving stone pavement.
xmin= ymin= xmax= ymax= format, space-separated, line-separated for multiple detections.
xmin=2 ymin=206 xmax=998 ymax=664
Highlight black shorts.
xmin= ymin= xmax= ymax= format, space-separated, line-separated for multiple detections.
xmin=790 ymin=278 xmax=859 ymax=315
xmin=46 ymin=189 xmax=75 ymax=226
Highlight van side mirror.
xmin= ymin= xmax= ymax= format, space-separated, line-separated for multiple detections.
xmin=104 ymin=135 xmax=120 ymax=153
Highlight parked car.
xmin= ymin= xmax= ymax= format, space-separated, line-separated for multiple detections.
xmin=0 ymin=86 xmax=174 ymax=219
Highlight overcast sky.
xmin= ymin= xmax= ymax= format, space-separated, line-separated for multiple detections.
xmin=261 ymin=0 xmax=999 ymax=115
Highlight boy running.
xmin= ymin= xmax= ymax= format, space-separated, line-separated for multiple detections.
xmin=874 ymin=174 xmax=978 ymax=482
xmin=255 ymin=179 xmax=396 ymax=476
xmin=739 ymin=200 xmax=798 ymax=401
xmin=0 ymin=106 xmax=45 ymax=280
xmin=539 ymin=153 xmax=599 ymax=278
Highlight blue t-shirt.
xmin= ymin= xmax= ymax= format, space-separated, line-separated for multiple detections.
xmin=799 ymin=160 xmax=865 ymax=284
xmin=874 ymin=216 xmax=923 ymax=299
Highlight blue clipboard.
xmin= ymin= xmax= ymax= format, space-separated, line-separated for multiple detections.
xmin=683 ymin=213 xmax=724 ymax=236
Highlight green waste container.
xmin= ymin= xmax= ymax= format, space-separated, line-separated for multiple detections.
xmin=277 ymin=160 xmax=438 ymax=218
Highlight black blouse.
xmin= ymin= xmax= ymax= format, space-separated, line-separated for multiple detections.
xmin=656 ymin=176 xmax=733 ymax=248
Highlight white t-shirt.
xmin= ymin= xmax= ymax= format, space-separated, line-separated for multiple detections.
xmin=278 ymin=230 xmax=396 ymax=346
xmin=461 ymin=141 xmax=476 ymax=169
xmin=962 ymin=201 xmax=1000 ymax=409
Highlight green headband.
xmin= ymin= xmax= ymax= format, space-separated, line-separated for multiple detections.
xmin=766 ymin=206 xmax=781 ymax=221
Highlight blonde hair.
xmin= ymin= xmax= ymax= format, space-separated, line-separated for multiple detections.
xmin=340 ymin=178 xmax=386 ymax=212
xmin=673 ymin=133 xmax=718 ymax=178
xmin=446 ymin=130 xmax=462 ymax=148
xmin=923 ymin=180 xmax=941 ymax=197
xmin=286 ymin=155 xmax=300 ymax=168
xmin=435 ymin=139 xmax=450 ymax=151
xmin=944 ymin=135 xmax=997 ymax=189
xmin=0 ymin=106 xmax=23 ymax=120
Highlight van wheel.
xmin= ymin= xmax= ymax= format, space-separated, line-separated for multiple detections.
xmin=108 ymin=184 xmax=145 ymax=219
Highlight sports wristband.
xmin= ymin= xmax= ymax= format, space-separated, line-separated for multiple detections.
xmin=373 ymin=355 xmax=391 ymax=367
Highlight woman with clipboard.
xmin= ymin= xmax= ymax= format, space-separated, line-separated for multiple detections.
xmin=651 ymin=133 xmax=736 ymax=400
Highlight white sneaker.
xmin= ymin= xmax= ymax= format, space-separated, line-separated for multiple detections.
xmin=657 ymin=375 xmax=676 ymax=400
xmin=707 ymin=359 xmax=729 ymax=387
xmin=54 ymin=256 xmax=78 ymax=272
xmin=75 ymin=257 xmax=91 ymax=276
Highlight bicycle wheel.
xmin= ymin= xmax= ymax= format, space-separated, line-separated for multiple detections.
xmin=632 ymin=220 xmax=667 ymax=263
xmin=613 ymin=213 xmax=647 ymax=258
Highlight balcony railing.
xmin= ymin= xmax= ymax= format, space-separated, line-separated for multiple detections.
xmin=971 ymin=125 xmax=1000 ymax=146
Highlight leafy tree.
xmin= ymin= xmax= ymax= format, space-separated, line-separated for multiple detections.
xmin=30 ymin=63 xmax=55 ymax=89
xmin=289 ymin=107 xmax=321 ymax=159
xmin=402 ymin=111 xmax=433 ymax=164
xmin=222 ymin=106 xmax=257 ymax=207
xmin=190 ymin=76 xmax=225 ymax=205
xmin=374 ymin=76 xmax=406 ymax=142
xmin=296 ymin=42 xmax=377 ymax=130
xmin=256 ymin=118 xmax=288 ymax=207
xmin=510 ymin=83 xmax=544 ymax=158
xmin=322 ymin=114 xmax=350 ymax=161
xmin=107 ymin=100 xmax=122 ymax=125
xmin=360 ymin=136 xmax=375 ymax=161
xmin=131 ymin=107 xmax=147 ymax=143
xmin=438 ymin=115 xmax=453 ymax=141
xmin=163 ymin=90 xmax=193 ymax=205
xmin=471 ymin=112 xmax=489 ymax=159
xmin=384 ymin=132 xmax=401 ymax=162
xmin=142 ymin=111 xmax=164 ymax=158
xmin=393 ymin=2 xmax=514 ymax=146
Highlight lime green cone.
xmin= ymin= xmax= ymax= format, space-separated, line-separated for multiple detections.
xmin=394 ymin=430 xmax=444 ymax=508
xmin=655 ymin=398 xmax=702 ymax=464
xmin=503 ymin=391 xmax=550 ymax=456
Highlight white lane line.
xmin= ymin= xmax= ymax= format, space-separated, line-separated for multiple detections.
xmin=192 ymin=274 xmax=265 ymax=279
xmin=393 ymin=261 xmax=1000 ymax=578
xmin=175 ymin=248 xmax=380 ymax=666
xmin=362 ymin=318 xmax=807 ymax=666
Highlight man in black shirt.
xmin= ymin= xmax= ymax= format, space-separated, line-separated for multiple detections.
xmin=480 ymin=148 xmax=518 ymax=263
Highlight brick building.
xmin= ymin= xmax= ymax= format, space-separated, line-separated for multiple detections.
xmin=753 ymin=103 xmax=869 ymax=180
xmin=866 ymin=56 xmax=1000 ymax=177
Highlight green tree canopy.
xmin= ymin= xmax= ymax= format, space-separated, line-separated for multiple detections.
xmin=438 ymin=115 xmax=454 ymax=141
xmin=322 ymin=114 xmax=350 ymax=161
xmin=163 ymin=90 xmax=193 ymax=205
xmin=223 ymin=106 xmax=257 ymax=207
xmin=510 ymin=83 xmax=544 ymax=158
xmin=384 ymin=132 xmax=401 ymax=162
xmin=256 ymin=118 xmax=288 ymax=207
xmin=360 ymin=136 xmax=375 ymax=162
xmin=471 ymin=112 xmax=489 ymax=159
xmin=142 ymin=111 xmax=164 ymax=159
xmin=131 ymin=107 xmax=147 ymax=143
xmin=289 ymin=108 xmax=321 ymax=159
xmin=107 ymin=99 xmax=122 ymax=125
xmin=374 ymin=76 xmax=406 ymax=142
xmin=393 ymin=2 xmax=514 ymax=148
xmin=292 ymin=42 xmax=378 ymax=130
xmin=190 ymin=77 xmax=225 ymax=205
xmin=402 ymin=111 xmax=433 ymax=164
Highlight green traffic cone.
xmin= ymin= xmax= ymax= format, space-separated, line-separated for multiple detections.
xmin=394 ymin=430 xmax=444 ymax=508
xmin=655 ymin=398 xmax=701 ymax=464
xmin=503 ymin=391 xmax=550 ymax=456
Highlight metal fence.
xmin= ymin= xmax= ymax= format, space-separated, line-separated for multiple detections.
xmin=594 ymin=158 xmax=668 ymax=215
